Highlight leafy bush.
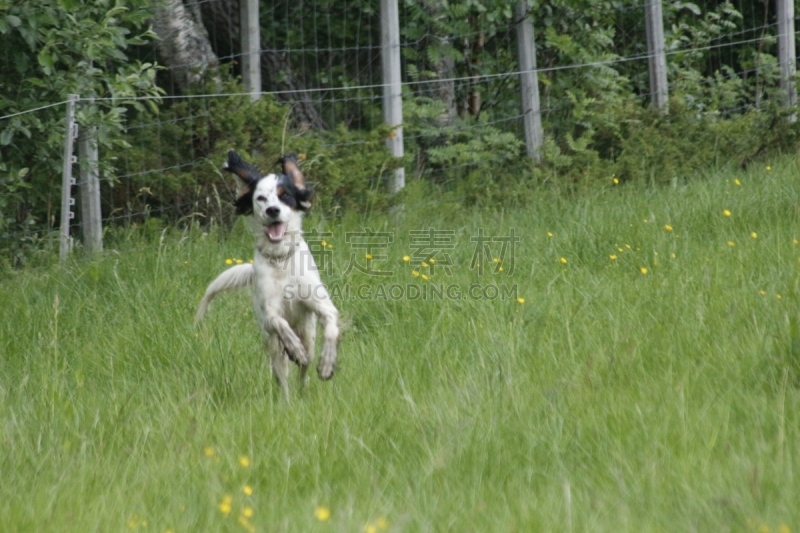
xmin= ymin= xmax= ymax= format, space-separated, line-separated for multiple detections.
xmin=0 ymin=0 xmax=161 ymax=266
xmin=117 ymin=78 xmax=400 ymax=228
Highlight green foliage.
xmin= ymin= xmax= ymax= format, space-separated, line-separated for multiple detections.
xmin=0 ymin=0 xmax=162 ymax=265
xmin=529 ymin=94 xmax=800 ymax=188
xmin=402 ymin=94 xmax=529 ymax=205
xmin=118 ymin=77 xmax=399 ymax=227
xmin=3 ymin=0 xmax=800 ymax=268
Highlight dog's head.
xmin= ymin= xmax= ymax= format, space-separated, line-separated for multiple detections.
xmin=224 ymin=150 xmax=313 ymax=246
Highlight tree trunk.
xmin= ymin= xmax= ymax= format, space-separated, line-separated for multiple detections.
xmin=261 ymin=51 xmax=327 ymax=130
xmin=421 ymin=0 xmax=457 ymax=128
xmin=195 ymin=0 xmax=326 ymax=129
xmin=152 ymin=0 xmax=221 ymax=92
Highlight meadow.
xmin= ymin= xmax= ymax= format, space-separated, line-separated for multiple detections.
xmin=1 ymin=158 xmax=800 ymax=532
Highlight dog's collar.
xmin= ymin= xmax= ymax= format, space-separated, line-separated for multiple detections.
xmin=263 ymin=253 xmax=291 ymax=267
xmin=258 ymin=241 xmax=298 ymax=266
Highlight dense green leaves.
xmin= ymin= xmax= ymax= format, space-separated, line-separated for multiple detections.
xmin=1 ymin=0 xmax=798 ymax=267
xmin=0 ymin=0 xmax=161 ymax=265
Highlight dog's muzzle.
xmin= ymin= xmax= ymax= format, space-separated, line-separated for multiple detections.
xmin=265 ymin=221 xmax=288 ymax=243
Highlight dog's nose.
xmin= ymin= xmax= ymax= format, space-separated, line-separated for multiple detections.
xmin=265 ymin=206 xmax=280 ymax=219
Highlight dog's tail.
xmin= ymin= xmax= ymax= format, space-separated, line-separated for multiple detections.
xmin=195 ymin=263 xmax=255 ymax=325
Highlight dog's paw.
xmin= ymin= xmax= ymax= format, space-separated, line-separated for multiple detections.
xmin=273 ymin=321 xmax=310 ymax=366
xmin=317 ymin=343 xmax=337 ymax=380
xmin=284 ymin=340 xmax=310 ymax=367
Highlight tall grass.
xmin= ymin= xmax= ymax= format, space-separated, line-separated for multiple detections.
xmin=1 ymin=158 xmax=799 ymax=532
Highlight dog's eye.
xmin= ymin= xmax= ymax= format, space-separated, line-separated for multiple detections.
xmin=256 ymin=195 xmax=267 ymax=202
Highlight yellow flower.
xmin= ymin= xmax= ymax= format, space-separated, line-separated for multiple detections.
xmin=617 ymin=247 xmax=624 ymax=252
xmin=242 ymin=484 xmax=253 ymax=496
xmin=670 ymin=253 xmax=676 ymax=259
xmin=734 ymin=179 xmax=741 ymax=186
xmin=609 ymin=254 xmax=617 ymax=260
xmin=321 ymin=240 xmax=327 ymax=247
xmin=375 ymin=516 xmax=390 ymax=531
xmin=625 ymin=244 xmax=631 ymax=249
xmin=429 ymin=258 xmax=435 ymax=264
xmin=723 ymin=209 xmax=731 ymax=217
xmin=249 ymin=259 xmax=254 ymax=264
xmin=640 ymin=267 xmax=648 ymax=275
xmin=412 ymin=270 xmax=420 ymax=278
xmin=766 ymin=165 xmax=772 ymax=171
xmin=239 ymin=455 xmax=250 ymax=468
xmin=612 ymin=177 xmax=619 ymax=185
xmin=365 ymin=253 xmax=373 ymax=260
xmin=242 ymin=506 xmax=254 ymax=518
xmin=727 ymin=241 xmax=735 ymax=247
xmin=126 ymin=515 xmax=144 ymax=530
xmin=403 ymin=255 xmax=410 ymax=262
xmin=778 ymin=524 xmax=791 ymax=533
xmin=493 ymin=257 xmax=501 ymax=263
xmin=225 ymin=258 xmax=233 ymax=265
xmin=421 ymin=274 xmax=430 ymax=281
xmin=364 ymin=525 xmax=378 ymax=533
xmin=326 ymin=244 xmax=333 ymax=250
xmin=759 ymin=290 xmax=767 ymax=296
xmin=236 ymin=259 xmax=243 ymax=264
xmin=204 ymin=446 xmax=215 ymax=457
xmin=498 ymin=267 xmax=504 ymax=272
xmin=777 ymin=294 xmax=782 ymax=300
xmin=238 ymin=516 xmax=255 ymax=533
xmin=517 ymin=297 xmax=525 ymax=304
xmin=219 ymin=495 xmax=232 ymax=515
xmin=421 ymin=261 xmax=429 ymax=268
xmin=314 ymin=506 xmax=331 ymax=521
xmin=664 ymin=224 xmax=673 ymax=232
xmin=794 ymin=239 xmax=799 ymax=245
xmin=560 ymin=257 xmax=567 ymax=264
xmin=547 ymin=232 xmax=553 ymax=237
xmin=751 ymin=232 xmax=758 ymax=239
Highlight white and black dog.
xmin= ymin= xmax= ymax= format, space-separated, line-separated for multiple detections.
xmin=195 ymin=150 xmax=339 ymax=398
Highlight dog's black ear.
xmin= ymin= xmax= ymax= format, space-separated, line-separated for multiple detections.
xmin=279 ymin=153 xmax=313 ymax=210
xmin=223 ymin=150 xmax=262 ymax=215
xmin=279 ymin=153 xmax=305 ymax=190
xmin=296 ymin=186 xmax=314 ymax=211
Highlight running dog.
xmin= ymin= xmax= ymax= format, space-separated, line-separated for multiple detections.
xmin=195 ymin=150 xmax=339 ymax=399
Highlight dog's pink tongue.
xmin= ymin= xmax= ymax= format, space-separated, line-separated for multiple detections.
xmin=267 ymin=222 xmax=287 ymax=242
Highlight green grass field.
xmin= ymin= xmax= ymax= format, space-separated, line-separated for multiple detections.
xmin=2 ymin=158 xmax=800 ymax=532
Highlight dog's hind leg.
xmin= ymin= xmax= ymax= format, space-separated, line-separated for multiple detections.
xmin=266 ymin=335 xmax=290 ymax=401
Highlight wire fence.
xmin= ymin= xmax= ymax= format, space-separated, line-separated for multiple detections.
xmin=0 ymin=0 xmax=797 ymax=265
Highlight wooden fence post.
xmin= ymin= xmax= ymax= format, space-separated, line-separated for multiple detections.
xmin=777 ymin=0 xmax=797 ymax=121
xmin=644 ymin=0 xmax=668 ymax=111
xmin=381 ymin=0 xmax=405 ymax=193
xmin=515 ymin=2 xmax=544 ymax=161
xmin=79 ymin=125 xmax=103 ymax=254
xmin=241 ymin=0 xmax=261 ymax=101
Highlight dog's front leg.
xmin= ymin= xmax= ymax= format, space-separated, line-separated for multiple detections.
xmin=266 ymin=314 xmax=310 ymax=366
xmin=306 ymin=298 xmax=339 ymax=380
